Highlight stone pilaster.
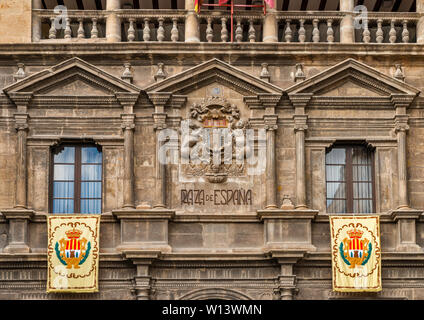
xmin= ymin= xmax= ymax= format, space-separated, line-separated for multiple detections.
xmin=417 ymin=0 xmax=424 ymax=43
xmin=339 ymin=0 xmax=355 ymax=43
xmin=289 ymin=94 xmax=312 ymax=210
xmin=391 ymin=94 xmax=416 ymax=210
xmin=121 ymin=115 xmax=135 ymax=209
xmin=8 ymin=93 xmax=33 ymax=209
xmin=390 ymin=94 xmax=422 ymax=252
xmin=185 ymin=0 xmax=200 ymax=43
xmin=106 ymin=0 xmax=122 ymax=43
xmin=262 ymin=0 xmax=278 ymax=43
xmin=148 ymin=93 xmax=171 ymax=208
xmin=116 ymin=93 xmax=139 ymax=209
xmin=259 ymin=94 xmax=281 ymax=209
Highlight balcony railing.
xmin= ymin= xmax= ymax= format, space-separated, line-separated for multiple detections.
xmin=33 ymin=9 xmax=422 ymax=44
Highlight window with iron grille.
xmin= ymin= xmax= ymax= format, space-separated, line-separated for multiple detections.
xmin=325 ymin=145 xmax=376 ymax=214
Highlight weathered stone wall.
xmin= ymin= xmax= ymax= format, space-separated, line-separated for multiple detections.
xmin=0 ymin=47 xmax=424 ymax=300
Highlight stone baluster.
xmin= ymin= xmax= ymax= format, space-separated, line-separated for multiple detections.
xmin=171 ymin=18 xmax=179 ymax=42
xmin=236 ymin=19 xmax=243 ymax=43
xmin=284 ymin=20 xmax=292 ymax=43
xmin=49 ymin=17 xmax=57 ymax=39
xmin=206 ymin=18 xmax=213 ymax=42
xmin=402 ymin=20 xmax=410 ymax=43
xmin=260 ymin=63 xmax=271 ymax=83
xmin=157 ymin=18 xmax=165 ymax=42
xmin=185 ymin=0 xmax=200 ymax=42
xmin=362 ymin=19 xmax=371 ymax=43
xmin=339 ymin=0 xmax=355 ymax=43
xmin=77 ymin=18 xmax=85 ymax=39
xmin=389 ymin=20 xmax=397 ymax=43
xmin=312 ymin=19 xmax=320 ymax=43
xmin=263 ymin=0 xmax=278 ymax=42
xmin=221 ymin=17 xmax=228 ymax=42
xmin=248 ymin=19 xmax=256 ymax=42
xmin=106 ymin=0 xmax=121 ymax=42
xmin=298 ymin=19 xmax=306 ymax=43
xmin=91 ymin=18 xmax=99 ymax=39
xmin=417 ymin=0 xmax=424 ymax=43
xmin=143 ymin=18 xmax=151 ymax=41
xmin=326 ymin=19 xmax=334 ymax=43
xmin=289 ymin=94 xmax=312 ymax=210
xmin=376 ymin=19 xmax=384 ymax=43
xmin=64 ymin=17 xmax=72 ymax=39
xmin=127 ymin=18 xmax=136 ymax=42
xmin=32 ymin=0 xmax=42 ymax=42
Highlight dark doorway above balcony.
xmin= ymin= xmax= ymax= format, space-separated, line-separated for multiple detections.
xmin=40 ymin=0 xmax=416 ymax=12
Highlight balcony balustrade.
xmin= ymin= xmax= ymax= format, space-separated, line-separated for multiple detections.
xmin=32 ymin=9 xmax=421 ymax=44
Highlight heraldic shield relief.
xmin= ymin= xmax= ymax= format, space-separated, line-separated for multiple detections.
xmin=329 ymin=216 xmax=382 ymax=292
xmin=47 ymin=215 xmax=100 ymax=293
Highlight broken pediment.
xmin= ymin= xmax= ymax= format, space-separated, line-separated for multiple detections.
xmin=3 ymin=57 xmax=141 ymax=98
xmin=145 ymin=58 xmax=283 ymax=97
xmin=286 ymin=58 xmax=420 ymax=97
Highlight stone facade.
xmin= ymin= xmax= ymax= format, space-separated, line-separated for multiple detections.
xmin=1 ymin=0 xmax=424 ymax=300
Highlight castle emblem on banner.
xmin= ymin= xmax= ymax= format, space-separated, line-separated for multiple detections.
xmin=47 ymin=215 xmax=100 ymax=293
xmin=329 ymin=216 xmax=381 ymax=292
xmin=55 ymin=228 xmax=91 ymax=269
xmin=340 ymin=228 xmax=372 ymax=269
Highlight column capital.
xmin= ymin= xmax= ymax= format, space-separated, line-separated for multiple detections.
xmin=264 ymin=115 xmax=278 ymax=130
xmin=294 ymin=114 xmax=308 ymax=132
xmin=14 ymin=113 xmax=29 ymax=132
xmin=394 ymin=115 xmax=410 ymax=133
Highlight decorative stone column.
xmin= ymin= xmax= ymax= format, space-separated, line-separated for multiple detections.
xmin=339 ymin=0 xmax=355 ymax=43
xmin=390 ymin=94 xmax=422 ymax=252
xmin=264 ymin=116 xmax=278 ymax=209
xmin=121 ymin=115 xmax=135 ymax=209
xmin=417 ymin=0 xmax=424 ymax=43
xmin=395 ymin=118 xmax=410 ymax=210
xmin=106 ymin=0 xmax=122 ymax=43
xmin=262 ymin=0 xmax=278 ymax=43
xmin=3 ymin=93 xmax=33 ymax=253
xmin=32 ymin=0 xmax=42 ymax=42
xmin=185 ymin=0 xmax=200 ymax=43
xmin=148 ymin=93 xmax=171 ymax=208
xmin=259 ymin=94 xmax=281 ymax=209
xmin=116 ymin=93 xmax=139 ymax=209
xmin=289 ymin=94 xmax=312 ymax=209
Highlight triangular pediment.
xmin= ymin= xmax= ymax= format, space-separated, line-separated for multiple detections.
xmin=145 ymin=58 xmax=283 ymax=96
xmin=286 ymin=58 xmax=420 ymax=97
xmin=3 ymin=57 xmax=141 ymax=96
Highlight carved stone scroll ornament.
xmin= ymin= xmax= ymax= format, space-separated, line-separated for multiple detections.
xmin=184 ymin=97 xmax=250 ymax=183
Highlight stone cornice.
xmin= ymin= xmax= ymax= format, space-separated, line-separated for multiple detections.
xmin=4 ymin=43 xmax=424 ymax=58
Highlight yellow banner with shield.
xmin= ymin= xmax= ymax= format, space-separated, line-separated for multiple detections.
xmin=329 ymin=215 xmax=382 ymax=292
xmin=47 ymin=215 xmax=100 ymax=293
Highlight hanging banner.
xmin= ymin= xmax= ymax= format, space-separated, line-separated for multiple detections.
xmin=47 ymin=215 xmax=101 ymax=293
xmin=329 ymin=215 xmax=382 ymax=292
xmin=195 ymin=0 xmax=202 ymax=13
